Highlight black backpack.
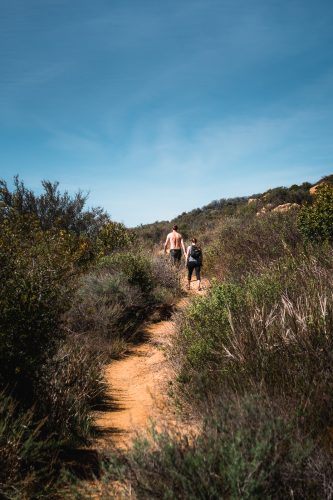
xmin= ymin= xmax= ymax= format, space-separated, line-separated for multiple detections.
xmin=190 ymin=245 xmax=202 ymax=262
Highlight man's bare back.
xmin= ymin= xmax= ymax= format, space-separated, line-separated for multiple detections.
xmin=164 ymin=225 xmax=186 ymax=264
xmin=165 ymin=231 xmax=183 ymax=250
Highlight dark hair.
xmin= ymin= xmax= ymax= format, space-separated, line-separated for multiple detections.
xmin=191 ymin=238 xmax=197 ymax=244
xmin=173 ymin=225 xmax=178 ymax=231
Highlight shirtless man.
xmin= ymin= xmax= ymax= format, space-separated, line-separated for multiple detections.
xmin=164 ymin=224 xmax=186 ymax=265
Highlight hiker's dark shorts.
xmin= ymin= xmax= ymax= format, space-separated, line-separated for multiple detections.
xmin=187 ymin=261 xmax=201 ymax=281
xmin=170 ymin=249 xmax=182 ymax=264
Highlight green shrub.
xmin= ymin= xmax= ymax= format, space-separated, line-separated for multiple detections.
xmin=0 ymin=177 xmax=133 ymax=265
xmin=0 ymin=207 xmax=111 ymax=494
xmin=260 ymin=183 xmax=312 ymax=206
xmin=98 ymin=252 xmax=155 ymax=291
xmin=298 ymin=184 xmax=333 ymax=242
xmin=173 ymin=283 xmax=244 ymax=373
xmin=98 ymin=396 xmax=332 ymax=499
xmin=0 ymin=214 xmax=74 ymax=402
xmin=95 ymin=220 xmax=134 ymax=257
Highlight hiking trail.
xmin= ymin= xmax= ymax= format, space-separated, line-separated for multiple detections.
xmin=94 ymin=278 xmax=208 ymax=450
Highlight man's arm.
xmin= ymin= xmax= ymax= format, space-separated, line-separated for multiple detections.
xmin=181 ymin=237 xmax=186 ymax=256
xmin=185 ymin=246 xmax=190 ymax=264
xmin=164 ymin=234 xmax=170 ymax=254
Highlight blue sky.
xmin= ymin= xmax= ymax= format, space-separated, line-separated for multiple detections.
xmin=1 ymin=0 xmax=333 ymax=226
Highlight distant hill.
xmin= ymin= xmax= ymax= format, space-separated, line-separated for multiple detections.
xmin=134 ymin=175 xmax=332 ymax=245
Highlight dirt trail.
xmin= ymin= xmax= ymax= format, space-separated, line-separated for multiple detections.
xmin=94 ymin=279 xmax=207 ymax=450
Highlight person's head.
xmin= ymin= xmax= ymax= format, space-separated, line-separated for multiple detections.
xmin=191 ymin=238 xmax=197 ymax=244
xmin=173 ymin=224 xmax=178 ymax=231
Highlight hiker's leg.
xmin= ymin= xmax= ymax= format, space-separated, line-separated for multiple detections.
xmin=171 ymin=249 xmax=181 ymax=267
xmin=188 ymin=263 xmax=194 ymax=288
xmin=195 ymin=265 xmax=201 ymax=290
xmin=170 ymin=249 xmax=178 ymax=266
xmin=175 ymin=250 xmax=182 ymax=268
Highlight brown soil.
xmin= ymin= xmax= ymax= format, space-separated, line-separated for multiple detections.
xmin=94 ymin=278 xmax=208 ymax=450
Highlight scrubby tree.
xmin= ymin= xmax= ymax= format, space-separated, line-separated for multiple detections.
xmin=298 ymin=184 xmax=333 ymax=242
xmin=0 ymin=176 xmax=108 ymax=235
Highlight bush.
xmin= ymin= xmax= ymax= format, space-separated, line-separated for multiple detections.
xmin=0 ymin=177 xmax=133 ymax=265
xmin=95 ymin=221 xmax=134 ymax=257
xmin=204 ymin=211 xmax=301 ymax=281
xmin=0 ymin=195 xmax=114 ymax=494
xmin=99 ymin=252 xmax=155 ymax=291
xmin=0 ymin=214 xmax=74 ymax=402
xmin=150 ymin=256 xmax=182 ymax=305
xmin=65 ymin=252 xmax=181 ymax=358
xmin=298 ymin=184 xmax=333 ymax=242
xmin=260 ymin=183 xmax=312 ymax=206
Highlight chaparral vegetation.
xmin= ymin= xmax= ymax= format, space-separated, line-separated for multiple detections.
xmin=1 ymin=174 xmax=333 ymax=499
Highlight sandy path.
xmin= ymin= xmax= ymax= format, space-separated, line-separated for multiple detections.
xmin=94 ymin=297 xmax=189 ymax=449
xmin=94 ymin=274 xmax=209 ymax=450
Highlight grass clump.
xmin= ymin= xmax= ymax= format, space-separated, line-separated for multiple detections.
xmin=36 ymin=335 xmax=106 ymax=443
xmin=0 ymin=393 xmax=56 ymax=499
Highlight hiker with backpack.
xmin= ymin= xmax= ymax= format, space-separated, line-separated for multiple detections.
xmin=186 ymin=238 xmax=203 ymax=291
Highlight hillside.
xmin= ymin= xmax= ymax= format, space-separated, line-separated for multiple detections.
xmin=134 ymin=176 xmax=332 ymax=245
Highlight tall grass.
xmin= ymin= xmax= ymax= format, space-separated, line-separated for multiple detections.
xmin=86 ymin=394 xmax=333 ymax=499
xmin=35 ymin=335 xmax=107 ymax=443
xmin=0 ymin=393 xmax=56 ymax=499
xmin=170 ymin=249 xmax=333 ymax=433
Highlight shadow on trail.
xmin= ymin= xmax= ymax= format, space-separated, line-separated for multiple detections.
xmin=59 ymin=448 xmax=102 ymax=480
xmin=62 ymin=299 xmax=185 ymax=481
xmin=60 ymin=394 xmax=125 ymax=480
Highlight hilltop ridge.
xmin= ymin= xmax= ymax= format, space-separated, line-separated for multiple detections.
xmin=135 ymin=174 xmax=332 ymax=244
